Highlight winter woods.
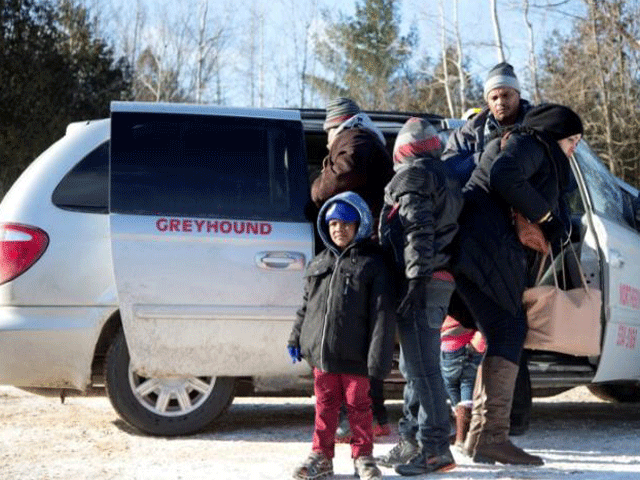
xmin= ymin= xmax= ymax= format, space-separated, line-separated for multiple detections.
xmin=2 ymin=0 xmax=640 ymax=192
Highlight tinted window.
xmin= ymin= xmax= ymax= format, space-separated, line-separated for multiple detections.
xmin=573 ymin=142 xmax=626 ymax=225
xmin=110 ymin=112 xmax=308 ymax=221
xmin=52 ymin=141 xmax=109 ymax=213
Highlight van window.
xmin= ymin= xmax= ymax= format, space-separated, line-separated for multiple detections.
xmin=573 ymin=143 xmax=626 ymax=226
xmin=51 ymin=141 xmax=109 ymax=213
xmin=110 ymin=113 xmax=308 ymax=221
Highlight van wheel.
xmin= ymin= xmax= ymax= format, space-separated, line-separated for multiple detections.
xmin=105 ymin=329 xmax=235 ymax=436
xmin=587 ymin=383 xmax=640 ymax=403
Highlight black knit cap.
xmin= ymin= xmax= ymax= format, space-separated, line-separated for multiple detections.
xmin=522 ymin=103 xmax=583 ymax=141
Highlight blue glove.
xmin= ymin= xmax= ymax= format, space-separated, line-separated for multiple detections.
xmin=288 ymin=345 xmax=301 ymax=363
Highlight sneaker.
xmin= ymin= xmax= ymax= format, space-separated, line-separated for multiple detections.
xmin=373 ymin=421 xmax=391 ymax=437
xmin=292 ymin=451 xmax=333 ymax=480
xmin=394 ymin=449 xmax=456 ymax=476
xmin=335 ymin=416 xmax=352 ymax=443
xmin=375 ymin=438 xmax=419 ymax=467
xmin=354 ymin=455 xmax=382 ymax=480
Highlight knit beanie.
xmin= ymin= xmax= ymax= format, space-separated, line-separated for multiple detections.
xmin=323 ymin=97 xmax=361 ymax=131
xmin=522 ymin=104 xmax=583 ymax=140
xmin=483 ymin=62 xmax=520 ymax=99
xmin=324 ymin=200 xmax=360 ymax=224
xmin=392 ymin=117 xmax=443 ymax=165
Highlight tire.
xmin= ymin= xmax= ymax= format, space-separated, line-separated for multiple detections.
xmin=105 ymin=329 xmax=235 ymax=436
xmin=587 ymin=383 xmax=640 ymax=403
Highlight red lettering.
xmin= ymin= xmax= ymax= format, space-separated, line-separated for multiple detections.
xmin=220 ymin=221 xmax=232 ymax=233
xmin=260 ymin=223 xmax=272 ymax=235
xmin=207 ymin=221 xmax=218 ymax=233
xmin=195 ymin=220 xmax=205 ymax=232
xmin=182 ymin=219 xmax=192 ymax=232
xmin=617 ymin=325 xmax=627 ymax=346
xmin=247 ymin=222 xmax=259 ymax=234
xmin=630 ymin=328 xmax=638 ymax=349
xmin=156 ymin=218 xmax=168 ymax=232
xmin=169 ymin=219 xmax=180 ymax=232
xmin=233 ymin=222 xmax=245 ymax=234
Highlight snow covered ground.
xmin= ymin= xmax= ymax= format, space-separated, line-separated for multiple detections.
xmin=1 ymin=385 xmax=639 ymax=479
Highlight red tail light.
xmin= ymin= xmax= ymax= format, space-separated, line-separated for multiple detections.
xmin=0 ymin=223 xmax=49 ymax=285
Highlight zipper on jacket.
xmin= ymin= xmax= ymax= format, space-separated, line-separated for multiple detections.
xmin=320 ymin=245 xmax=354 ymax=371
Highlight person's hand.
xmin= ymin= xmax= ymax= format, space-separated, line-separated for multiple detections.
xmin=538 ymin=213 xmax=566 ymax=246
xmin=397 ymin=277 xmax=429 ymax=319
xmin=287 ymin=345 xmax=301 ymax=363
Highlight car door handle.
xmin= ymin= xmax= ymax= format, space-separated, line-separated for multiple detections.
xmin=610 ymin=249 xmax=625 ymax=268
xmin=255 ymin=252 xmax=306 ymax=270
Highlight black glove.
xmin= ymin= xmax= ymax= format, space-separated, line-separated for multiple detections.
xmin=539 ymin=213 xmax=566 ymax=246
xmin=397 ymin=277 xmax=429 ymax=319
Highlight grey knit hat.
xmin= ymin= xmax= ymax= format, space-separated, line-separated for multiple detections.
xmin=483 ymin=62 xmax=520 ymax=99
xmin=323 ymin=97 xmax=361 ymax=131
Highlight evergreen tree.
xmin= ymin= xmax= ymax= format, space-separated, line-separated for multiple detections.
xmin=309 ymin=0 xmax=416 ymax=109
xmin=0 ymin=0 xmax=132 ymax=195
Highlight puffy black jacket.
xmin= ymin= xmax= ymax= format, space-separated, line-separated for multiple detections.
xmin=454 ymin=132 xmax=570 ymax=316
xmin=379 ymin=158 xmax=463 ymax=282
xmin=288 ymin=240 xmax=396 ymax=379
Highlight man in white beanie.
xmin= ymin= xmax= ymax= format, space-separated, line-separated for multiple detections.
xmin=440 ymin=62 xmax=534 ymax=438
xmin=441 ymin=62 xmax=532 ymax=186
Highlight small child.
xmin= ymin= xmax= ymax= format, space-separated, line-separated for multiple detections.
xmin=288 ymin=191 xmax=396 ymax=480
xmin=440 ymin=315 xmax=485 ymax=450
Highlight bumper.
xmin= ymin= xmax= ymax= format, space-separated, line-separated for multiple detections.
xmin=0 ymin=306 xmax=115 ymax=390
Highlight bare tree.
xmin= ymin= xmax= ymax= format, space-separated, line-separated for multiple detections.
xmin=439 ymin=0 xmax=455 ymax=117
xmin=522 ymin=0 xmax=541 ymax=103
xmin=189 ymin=0 xmax=227 ymax=104
xmin=453 ymin=0 xmax=466 ymax=115
xmin=489 ymin=0 xmax=506 ymax=62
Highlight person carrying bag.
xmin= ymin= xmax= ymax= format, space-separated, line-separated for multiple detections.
xmin=523 ymin=242 xmax=602 ymax=356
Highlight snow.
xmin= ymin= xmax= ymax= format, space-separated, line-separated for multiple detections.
xmin=1 ymin=386 xmax=639 ymax=479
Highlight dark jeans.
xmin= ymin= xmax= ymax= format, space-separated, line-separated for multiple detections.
xmin=397 ymin=348 xmax=419 ymax=440
xmin=440 ymin=346 xmax=482 ymax=406
xmin=396 ymin=278 xmax=455 ymax=455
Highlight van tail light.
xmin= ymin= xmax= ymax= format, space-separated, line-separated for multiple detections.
xmin=0 ymin=223 xmax=49 ymax=285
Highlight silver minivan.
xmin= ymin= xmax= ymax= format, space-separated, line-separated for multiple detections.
xmin=0 ymin=102 xmax=638 ymax=436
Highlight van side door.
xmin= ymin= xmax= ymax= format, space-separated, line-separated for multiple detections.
xmin=572 ymin=143 xmax=640 ymax=383
xmin=109 ymin=103 xmax=313 ymax=378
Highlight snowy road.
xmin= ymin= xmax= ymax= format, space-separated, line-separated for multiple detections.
xmin=1 ymin=385 xmax=639 ymax=479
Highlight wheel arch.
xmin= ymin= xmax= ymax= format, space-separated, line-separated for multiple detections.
xmin=90 ymin=310 xmax=122 ymax=387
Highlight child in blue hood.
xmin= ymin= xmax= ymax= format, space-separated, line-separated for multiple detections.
xmin=288 ymin=191 xmax=396 ymax=480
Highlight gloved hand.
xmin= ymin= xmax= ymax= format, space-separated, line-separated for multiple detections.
xmin=538 ymin=213 xmax=566 ymax=246
xmin=287 ymin=345 xmax=301 ymax=364
xmin=397 ymin=277 xmax=429 ymax=319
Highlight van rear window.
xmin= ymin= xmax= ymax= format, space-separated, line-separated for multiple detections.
xmin=110 ymin=112 xmax=307 ymax=221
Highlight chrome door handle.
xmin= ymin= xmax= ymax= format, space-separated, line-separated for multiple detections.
xmin=255 ymin=251 xmax=306 ymax=270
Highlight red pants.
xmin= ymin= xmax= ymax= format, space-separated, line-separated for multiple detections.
xmin=312 ymin=368 xmax=373 ymax=459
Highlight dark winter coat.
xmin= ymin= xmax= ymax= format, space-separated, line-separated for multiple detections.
xmin=379 ymin=158 xmax=463 ymax=284
xmin=311 ymin=127 xmax=394 ymax=220
xmin=289 ymin=192 xmax=396 ymax=380
xmin=442 ymin=99 xmax=532 ymax=185
xmin=453 ymin=132 xmax=571 ymax=317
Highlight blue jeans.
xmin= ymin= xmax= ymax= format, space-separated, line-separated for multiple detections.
xmin=440 ymin=346 xmax=482 ymax=407
xmin=397 ymin=278 xmax=455 ymax=455
xmin=397 ymin=349 xmax=419 ymax=440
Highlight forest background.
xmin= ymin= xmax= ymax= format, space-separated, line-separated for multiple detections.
xmin=2 ymin=0 xmax=640 ymax=196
